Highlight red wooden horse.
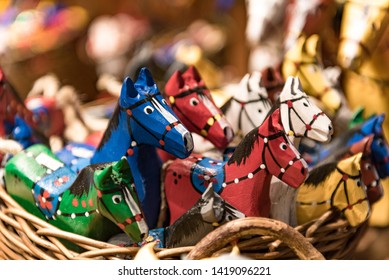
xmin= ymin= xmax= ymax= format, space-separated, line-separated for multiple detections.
xmin=163 ymin=103 xmax=308 ymax=224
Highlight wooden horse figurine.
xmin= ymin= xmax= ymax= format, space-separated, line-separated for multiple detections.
xmin=4 ymin=144 xmax=148 ymax=247
xmin=163 ymin=65 xmax=234 ymax=157
xmin=163 ymin=80 xmax=309 ymax=223
xmin=164 ymin=185 xmax=245 ymax=248
xmin=57 ymin=68 xmax=194 ymax=229
xmin=282 ymin=34 xmax=353 ymax=132
xmin=296 ymin=153 xmax=371 ymax=227
xmin=337 ymin=0 xmax=389 ymax=227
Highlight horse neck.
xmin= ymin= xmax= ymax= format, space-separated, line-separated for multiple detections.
xmin=91 ymin=109 xmax=131 ymax=164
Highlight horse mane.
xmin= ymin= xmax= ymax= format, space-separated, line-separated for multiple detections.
xmin=69 ymin=163 xmax=111 ymax=197
xmin=165 ymin=201 xmax=213 ymax=248
xmin=304 ymin=161 xmax=338 ymax=186
xmin=96 ymin=103 xmax=121 ymax=151
xmin=264 ymin=98 xmax=281 ymax=119
xmin=228 ymin=127 xmax=260 ymax=166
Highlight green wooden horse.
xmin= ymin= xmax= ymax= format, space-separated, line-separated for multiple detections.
xmin=4 ymin=144 xmax=148 ymax=247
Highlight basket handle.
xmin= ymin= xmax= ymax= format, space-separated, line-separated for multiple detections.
xmin=186 ymin=217 xmax=325 ymax=260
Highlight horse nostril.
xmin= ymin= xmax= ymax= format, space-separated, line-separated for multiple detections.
xmin=301 ymin=167 xmax=306 ymax=175
xmin=329 ymin=125 xmax=332 ymax=131
xmin=224 ymin=127 xmax=234 ymax=140
xmin=183 ymin=132 xmax=194 ymax=151
xmin=140 ymin=233 xmax=146 ymax=239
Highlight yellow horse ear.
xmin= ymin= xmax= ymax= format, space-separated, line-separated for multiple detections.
xmin=305 ymin=34 xmax=320 ymax=58
xmin=337 ymin=153 xmax=363 ymax=174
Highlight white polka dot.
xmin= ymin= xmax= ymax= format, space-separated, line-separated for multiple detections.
xmin=46 ymin=169 xmax=52 ymax=174
xmin=289 ymin=161 xmax=294 ymax=165
xmin=248 ymin=173 xmax=253 ymax=179
xmin=58 ymin=197 xmax=62 ymax=202
xmin=217 ymin=163 xmax=222 ymax=166
xmin=85 ymin=212 xmax=90 ymax=217
xmin=260 ymin=164 xmax=266 ymax=169
xmin=264 ymin=138 xmax=268 ymax=143
xmin=71 ymin=213 xmax=76 ymax=219
xmin=96 ymin=209 xmax=100 ymax=214
xmin=234 ymin=178 xmax=239 ymax=184
xmin=326 ymin=200 xmax=331 ymax=204
xmin=58 ymin=178 xmax=63 ymax=183
xmin=26 ymin=152 xmax=33 ymax=157
xmin=371 ymin=181 xmax=377 ymax=187
xmin=35 ymin=176 xmax=41 ymax=182
xmin=71 ymin=159 xmax=78 ymax=165
xmin=208 ymin=160 xmax=214 ymax=164
xmin=297 ymin=155 xmax=301 ymax=159
xmin=222 ymin=183 xmax=227 ymax=188
xmin=57 ymin=210 xmax=62 ymax=215
xmin=280 ymin=168 xmax=285 ymax=173
xmin=31 ymin=189 xmax=35 ymax=194
xmin=131 ymin=141 xmax=137 ymax=147
xmin=204 ymin=175 xmax=210 ymax=181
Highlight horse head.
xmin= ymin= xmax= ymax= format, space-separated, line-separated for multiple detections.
xmin=164 ymin=66 xmax=234 ymax=149
xmin=165 ymin=185 xmax=244 ymax=248
xmin=338 ymin=0 xmax=389 ymax=69
xmin=222 ymin=71 xmax=273 ymax=137
xmin=282 ymin=34 xmax=343 ymax=116
xmin=259 ymin=108 xmax=308 ymax=188
xmin=94 ymin=157 xmax=148 ymax=243
xmin=297 ymin=153 xmax=370 ymax=227
xmin=279 ymin=76 xmax=333 ymax=142
xmin=119 ymin=68 xmax=193 ymax=159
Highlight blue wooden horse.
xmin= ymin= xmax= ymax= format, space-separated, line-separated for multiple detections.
xmin=56 ymin=68 xmax=194 ymax=229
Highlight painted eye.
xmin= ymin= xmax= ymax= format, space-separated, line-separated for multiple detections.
xmin=364 ymin=163 xmax=372 ymax=170
xmin=144 ymin=106 xmax=154 ymax=114
xmin=280 ymin=143 xmax=288 ymax=150
xmin=161 ymin=99 xmax=168 ymax=105
xmin=112 ymin=195 xmax=122 ymax=204
xmin=303 ymin=102 xmax=309 ymax=107
xmin=356 ymin=179 xmax=362 ymax=187
xmin=377 ymin=139 xmax=384 ymax=147
xmin=190 ymin=97 xmax=199 ymax=106
xmin=258 ymin=108 xmax=262 ymax=113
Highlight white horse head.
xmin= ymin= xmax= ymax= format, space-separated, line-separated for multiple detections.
xmin=279 ymin=76 xmax=333 ymax=143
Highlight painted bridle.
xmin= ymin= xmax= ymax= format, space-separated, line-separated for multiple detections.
xmin=168 ymin=86 xmax=224 ymax=138
xmin=122 ymin=92 xmax=182 ymax=154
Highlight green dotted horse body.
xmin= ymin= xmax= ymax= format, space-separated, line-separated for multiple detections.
xmin=4 ymin=144 xmax=148 ymax=246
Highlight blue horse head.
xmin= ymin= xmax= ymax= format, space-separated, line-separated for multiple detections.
xmin=348 ymin=114 xmax=389 ymax=178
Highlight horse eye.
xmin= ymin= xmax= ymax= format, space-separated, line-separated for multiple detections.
xmin=280 ymin=143 xmax=288 ymax=150
xmin=303 ymin=102 xmax=309 ymax=107
xmin=112 ymin=195 xmax=122 ymax=204
xmin=377 ymin=139 xmax=384 ymax=147
xmin=258 ymin=109 xmax=262 ymax=113
xmin=364 ymin=163 xmax=372 ymax=170
xmin=356 ymin=180 xmax=362 ymax=187
xmin=190 ymin=97 xmax=199 ymax=106
xmin=144 ymin=106 xmax=154 ymax=114
xmin=161 ymin=99 xmax=168 ymax=105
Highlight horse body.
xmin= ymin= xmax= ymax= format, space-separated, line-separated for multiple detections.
xmin=4 ymin=145 xmax=148 ymax=247
xmin=164 ymin=104 xmax=308 ymax=224
xmin=56 ymin=68 xmax=193 ymax=229
xmin=296 ymin=153 xmax=370 ymax=227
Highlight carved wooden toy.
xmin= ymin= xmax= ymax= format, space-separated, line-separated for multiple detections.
xmin=4 ymin=144 xmax=148 ymax=247
xmin=296 ymin=153 xmax=370 ymax=227
xmin=57 ymin=68 xmax=194 ymax=229
xmin=165 ymin=66 xmax=234 ymax=149
xmin=282 ymin=34 xmax=354 ymax=137
xmin=163 ymin=79 xmax=310 ymax=223
xmin=164 ymin=185 xmax=245 ymax=248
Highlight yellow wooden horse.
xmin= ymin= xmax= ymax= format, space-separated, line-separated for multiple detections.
xmin=296 ymin=153 xmax=370 ymax=227
xmin=337 ymin=0 xmax=389 ymax=227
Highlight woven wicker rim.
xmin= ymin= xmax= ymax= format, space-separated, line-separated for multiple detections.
xmin=0 ymin=183 xmax=367 ymax=260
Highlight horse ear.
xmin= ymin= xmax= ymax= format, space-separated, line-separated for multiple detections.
xmin=94 ymin=165 xmax=114 ymax=190
xmin=238 ymin=73 xmax=251 ymax=98
xmin=119 ymin=76 xmax=138 ymax=107
xmin=279 ymin=76 xmax=295 ymax=102
xmin=184 ymin=65 xmax=202 ymax=82
xmin=112 ymin=157 xmax=134 ymax=184
xmin=305 ymin=34 xmax=320 ymax=58
xmin=165 ymin=71 xmax=185 ymax=97
xmin=135 ymin=67 xmax=158 ymax=92
xmin=338 ymin=153 xmax=363 ymax=173
xmin=200 ymin=185 xmax=218 ymax=223
xmin=248 ymin=71 xmax=268 ymax=98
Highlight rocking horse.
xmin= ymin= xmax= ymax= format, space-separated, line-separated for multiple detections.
xmin=163 ymin=77 xmax=312 ymax=224
xmin=4 ymin=144 xmax=148 ymax=247
xmin=296 ymin=153 xmax=371 ymax=227
xmin=57 ymin=68 xmax=194 ymax=229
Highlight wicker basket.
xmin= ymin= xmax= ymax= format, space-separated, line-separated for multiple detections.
xmin=0 ymin=183 xmax=367 ymax=260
